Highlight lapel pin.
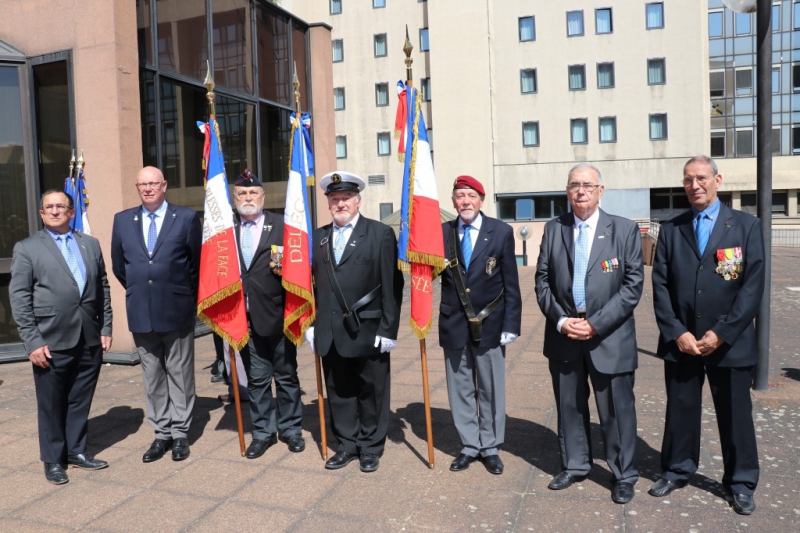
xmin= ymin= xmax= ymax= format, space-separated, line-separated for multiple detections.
xmin=172 ymin=213 xmax=177 ymax=218
xmin=266 ymin=224 xmax=272 ymax=232
xmin=134 ymin=215 xmax=138 ymax=221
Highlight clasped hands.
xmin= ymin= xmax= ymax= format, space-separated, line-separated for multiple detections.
xmin=676 ymin=330 xmax=724 ymax=357
xmin=562 ymin=318 xmax=597 ymax=341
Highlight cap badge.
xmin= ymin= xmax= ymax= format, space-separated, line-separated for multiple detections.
xmin=332 ymin=173 xmax=342 ymax=183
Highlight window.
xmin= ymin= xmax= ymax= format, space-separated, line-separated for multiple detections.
xmin=773 ymin=191 xmax=788 ymax=216
xmin=710 ymin=71 xmax=724 ymax=98
xmin=521 ymin=69 xmax=537 ymax=93
xmin=736 ymin=129 xmax=754 ymax=156
xmin=650 ymin=114 xmax=667 ymax=140
xmin=568 ymin=64 xmax=586 ymax=90
xmin=740 ymin=192 xmax=757 ymax=215
xmin=375 ymin=83 xmax=389 ymax=106
xmin=567 ymin=11 xmax=584 ymax=36
xmin=794 ymin=0 xmax=800 ymax=29
xmin=735 ymin=68 xmax=753 ymax=96
xmin=599 ymin=117 xmax=617 ymax=143
xmin=646 ymin=3 xmax=664 ymax=29
xmin=336 ymin=135 xmax=347 ymax=158
xmin=597 ymin=62 xmax=614 ymax=88
xmin=522 ymin=121 xmax=539 ymax=147
xmin=794 ymin=64 xmax=800 ymax=91
xmin=772 ymin=128 xmax=781 ymax=155
xmin=421 ymin=77 xmax=431 ymax=101
xmin=370 ymin=175 xmax=387 ymax=185
xmin=373 ymin=0 xmax=385 ymax=8
xmin=710 ymin=131 xmax=726 ymax=157
xmin=596 ymin=8 xmax=612 ymax=34
xmin=379 ymin=202 xmax=393 ymax=219
xmin=773 ymin=4 xmax=780 ymax=32
xmin=735 ymin=12 xmax=751 ymax=35
xmin=519 ymin=16 xmax=535 ymax=41
xmin=420 ymin=28 xmax=429 ymax=51
xmin=498 ymin=194 xmax=568 ymax=221
xmin=709 ymin=11 xmax=723 ymax=38
xmin=333 ymin=87 xmax=345 ymax=110
xmin=648 ymin=58 xmax=666 ymax=85
xmin=377 ymin=132 xmax=391 ymax=156
xmin=792 ymin=125 xmax=800 ymax=153
xmin=330 ymin=0 xmax=342 ymax=15
xmin=332 ymin=39 xmax=344 ymax=62
xmin=773 ymin=66 xmax=780 ymax=94
xmin=571 ymin=118 xmax=588 ymax=144
xmin=374 ymin=34 xmax=387 ymax=57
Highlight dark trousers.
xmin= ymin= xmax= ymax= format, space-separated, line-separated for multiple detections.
xmin=549 ymin=352 xmax=639 ymax=483
xmin=239 ymin=327 xmax=302 ymax=440
xmin=32 ymin=335 xmax=102 ymax=463
xmin=321 ymin=348 xmax=390 ymax=455
xmin=661 ymin=359 xmax=759 ymax=495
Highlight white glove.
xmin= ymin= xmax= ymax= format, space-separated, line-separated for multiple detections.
xmin=500 ymin=332 xmax=518 ymax=346
xmin=304 ymin=326 xmax=315 ymax=353
xmin=374 ymin=336 xmax=397 ymax=353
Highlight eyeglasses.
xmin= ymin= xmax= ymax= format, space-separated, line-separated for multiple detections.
xmin=568 ymin=182 xmax=601 ymax=193
xmin=682 ymin=175 xmax=712 ymax=186
xmin=136 ymin=181 xmax=165 ymax=190
xmin=41 ymin=204 xmax=71 ymax=212
xmin=235 ymin=190 xmax=263 ymax=198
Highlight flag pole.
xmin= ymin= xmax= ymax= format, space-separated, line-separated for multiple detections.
xmin=403 ymin=27 xmax=435 ymax=469
xmin=293 ymin=63 xmax=327 ymax=461
xmin=205 ymin=62 xmax=246 ymax=457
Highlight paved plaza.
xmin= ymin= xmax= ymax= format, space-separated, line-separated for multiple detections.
xmin=1 ymin=250 xmax=799 ymax=532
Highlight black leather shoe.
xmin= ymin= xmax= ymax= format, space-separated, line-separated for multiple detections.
xmin=450 ymin=453 xmax=477 ymax=472
xmin=44 ymin=463 xmax=68 ymax=485
xmin=67 ymin=454 xmax=108 ymax=470
xmin=548 ymin=471 xmax=588 ymax=490
xmin=612 ymin=482 xmax=635 ymax=504
xmin=142 ymin=439 xmax=173 ymax=463
xmin=482 ymin=454 xmax=504 ymax=475
xmin=731 ymin=493 xmax=755 ymax=515
xmin=648 ymin=478 xmax=687 ymax=497
xmin=171 ymin=438 xmax=190 ymax=461
xmin=246 ymin=435 xmax=277 ymax=459
xmin=279 ymin=434 xmax=306 ymax=453
xmin=360 ymin=453 xmax=380 ymax=473
xmin=325 ymin=450 xmax=358 ymax=470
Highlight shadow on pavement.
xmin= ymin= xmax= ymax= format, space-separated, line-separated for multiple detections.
xmin=87 ymin=405 xmax=145 ymax=455
xmin=781 ymin=367 xmax=800 ymax=381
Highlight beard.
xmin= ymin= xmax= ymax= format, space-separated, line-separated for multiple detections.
xmin=237 ymin=202 xmax=264 ymax=216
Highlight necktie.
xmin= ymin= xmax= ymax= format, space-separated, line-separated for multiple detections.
xmin=572 ymin=222 xmax=589 ymax=310
xmin=241 ymin=221 xmax=255 ymax=269
xmin=461 ymin=224 xmax=473 ymax=271
xmin=57 ymin=235 xmax=85 ymax=296
xmin=147 ymin=212 xmax=157 ymax=255
xmin=695 ymin=212 xmax=710 ymax=256
xmin=334 ymin=224 xmax=351 ymax=264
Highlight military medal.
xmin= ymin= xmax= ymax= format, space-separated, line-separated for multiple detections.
xmin=485 ymin=257 xmax=496 ymax=275
xmin=715 ymin=246 xmax=743 ymax=280
xmin=270 ymin=244 xmax=284 ymax=275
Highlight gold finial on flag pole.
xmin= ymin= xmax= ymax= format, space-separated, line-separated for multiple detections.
xmin=204 ymin=60 xmax=216 ymax=118
xmin=403 ymin=25 xmax=414 ymax=85
xmin=69 ymin=150 xmax=76 ymax=179
xmin=76 ymin=149 xmax=84 ymax=173
xmin=293 ymin=61 xmax=301 ymax=115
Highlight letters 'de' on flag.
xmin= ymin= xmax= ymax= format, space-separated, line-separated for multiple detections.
xmin=282 ymin=112 xmax=315 ymax=345
xmin=196 ymin=119 xmax=249 ymax=350
xmin=395 ymin=81 xmax=446 ymax=339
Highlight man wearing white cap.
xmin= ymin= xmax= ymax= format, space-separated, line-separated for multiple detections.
xmin=305 ymin=171 xmax=404 ymax=473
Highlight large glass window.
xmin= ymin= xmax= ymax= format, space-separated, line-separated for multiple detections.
xmin=597 ymin=62 xmax=615 ymax=88
xmin=646 ymin=3 xmax=664 ymax=29
xmin=257 ymin=8 xmax=290 ymax=105
xmin=568 ymin=65 xmax=586 ymax=90
xmin=32 ymin=60 xmax=73 ymax=194
xmin=140 ymin=69 xmax=158 ymax=168
xmin=599 ymin=117 xmax=617 ymax=143
xmin=571 ymin=118 xmax=588 ymax=144
xmin=519 ymin=16 xmax=535 ymax=42
xmin=650 ymin=114 xmax=668 ymax=140
xmin=157 ymin=0 xmax=208 ymax=81
xmin=595 ymin=8 xmax=612 ymax=34
xmin=212 ymin=0 xmax=253 ymax=95
xmin=159 ymin=78 xmax=209 ymax=190
xmin=648 ymin=58 xmax=666 ymax=85
xmin=259 ymin=103 xmax=291 ymax=190
xmin=137 ymin=0 xmax=153 ymax=66
xmin=521 ymin=69 xmax=537 ymax=93
xmin=522 ymin=121 xmax=539 ymax=147
xmin=567 ymin=11 xmax=584 ymax=36
xmin=375 ymin=83 xmax=389 ymax=106
xmin=292 ymin=24 xmax=308 ymax=112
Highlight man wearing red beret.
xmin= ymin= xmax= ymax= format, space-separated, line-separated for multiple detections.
xmin=438 ymin=175 xmax=522 ymax=475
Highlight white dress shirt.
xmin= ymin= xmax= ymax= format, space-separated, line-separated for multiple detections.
xmin=141 ymin=200 xmax=169 ymax=244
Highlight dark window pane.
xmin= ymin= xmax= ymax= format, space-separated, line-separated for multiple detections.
xmin=379 ymin=202 xmax=393 ymax=219
xmin=497 ymin=198 xmax=515 ymax=220
xmin=293 ymin=24 xmax=309 ymax=111
xmin=32 ymin=60 xmax=72 ymax=195
xmin=137 ymin=0 xmax=153 ymax=66
xmin=140 ymin=69 xmax=158 ymax=168
xmin=741 ymin=192 xmax=757 ymax=215
xmin=0 ymin=274 xmax=21 ymax=344
xmin=736 ymin=129 xmax=753 ymax=156
xmin=710 ymin=131 xmax=725 ymax=157
xmin=650 ymin=195 xmax=670 ymax=210
xmin=157 ymin=0 xmax=208 ymax=81
xmin=0 ymin=66 xmax=30 ymax=259
xmin=215 ymin=95 xmax=256 ymax=183
xmin=774 ymin=191 xmax=787 ymax=215
xmin=260 ymin=103 xmax=291 ymax=187
xmin=257 ymin=7 xmax=291 ymax=105
xmin=710 ymin=71 xmax=724 ymax=97
xmin=672 ymin=193 xmax=691 ymax=210
xmin=212 ymin=0 xmax=253 ymax=94
xmin=553 ymin=195 xmax=569 ymax=216
xmin=159 ymin=78 xmax=206 ymax=189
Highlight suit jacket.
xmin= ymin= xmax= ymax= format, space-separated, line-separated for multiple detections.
xmin=311 ymin=215 xmax=403 ymax=358
xmin=535 ymin=209 xmax=644 ymax=374
xmin=652 ymin=204 xmax=765 ymax=367
xmin=234 ymin=211 xmax=285 ymax=337
xmin=110 ymin=202 xmax=202 ymax=333
xmin=10 ymin=230 xmax=112 ymax=353
xmin=439 ymin=214 xmax=522 ymax=350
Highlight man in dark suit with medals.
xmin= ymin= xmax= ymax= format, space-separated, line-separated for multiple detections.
xmin=232 ymin=170 xmax=304 ymax=458
xmin=304 ymin=171 xmax=403 ymax=473
xmin=10 ymin=190 xmax=113 ymax=484
xmin=439 ymin=176 xmax=522 ymax=475
xmin=650 ymin=155 xmax=765 ymax=515
xmin=535 ymin=164 xmax=644 ymax=503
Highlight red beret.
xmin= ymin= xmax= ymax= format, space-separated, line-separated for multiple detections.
xmin=453 ymin=175 xmax=485 ymax=197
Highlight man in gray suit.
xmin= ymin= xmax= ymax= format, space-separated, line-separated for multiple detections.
xmin=535 ymin=164 xmax=644 ymax=503
xmin=10 ymin=190 xmax=113 ymax=485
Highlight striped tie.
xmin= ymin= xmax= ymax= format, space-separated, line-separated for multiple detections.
xmin=147 ymin=212 xmax=157 ymax=255
xmin=572 ymin=222 xmax=589 ymax=310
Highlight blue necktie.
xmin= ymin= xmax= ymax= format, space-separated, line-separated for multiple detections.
xmin=334 ymin=224 xmax=351 ymax=264
xmin=57 ymin=235 xmax=85 ymax=296
xmin=695 ymin=212 xmax=710 ymax=256
xmin=241 ymin=221 xmax=255 ymax=269
xmin=461 ymin=224 xmax=473 ymax=271
xmin=572 ymin=222 xmax=589 ymax=310
xmin=147 ymin=212 xmax=157 ymax=255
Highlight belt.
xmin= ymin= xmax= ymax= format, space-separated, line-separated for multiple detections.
xmin=577 ymin=312 xmax=586 ymax=319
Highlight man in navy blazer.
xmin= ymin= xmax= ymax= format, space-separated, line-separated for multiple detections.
xmin=650 ymin=156 xmax=765 ymax=515
xmin=439 ymin=175 xmax=521 ymax=475
xmin=111 ymin=166 xmax=202 ymax=463
xmin=535 ymin=164 xmax=644 ymax=503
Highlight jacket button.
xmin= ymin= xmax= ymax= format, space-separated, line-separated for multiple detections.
xmin=148 ymin=280 xmax=153 ymax=285
xmin=697 ymin=289 xmax=703 ymax=295
xmin=465 ymin=288 xmax=471 ymax=293
xmin=696 ymin=312 xmax=701 ymax=318
xmin=149 ymin=260 xmax=153 ymax=265
xmin=699 ymin=265 xmax=704 ymax=271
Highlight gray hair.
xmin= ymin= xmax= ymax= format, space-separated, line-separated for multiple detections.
xmin=684 ymin=155 xmax=719 ymax=175
xmin=567 ymin=163 xmax=603 ymax=184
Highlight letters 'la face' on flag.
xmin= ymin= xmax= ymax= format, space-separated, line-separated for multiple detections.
xmin=282 ymin=112 xmax=315 ymax=346
xmin=196 ymin=119 xmax=249 ymax=350
xmin=64 ymin=170 xmax=91 ymax=235
xmin=395 ymin=81 xmax=446 ymax=339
